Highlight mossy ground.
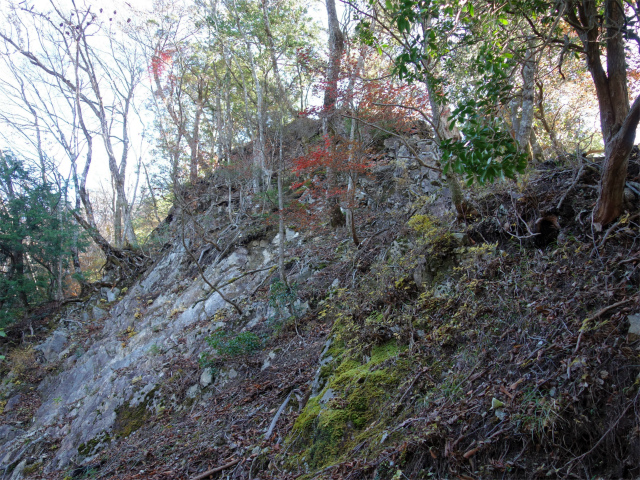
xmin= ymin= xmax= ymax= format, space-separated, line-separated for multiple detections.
xmin=283 ymin=199 xmax=640 ymax=479
xmin=289 ymin=341 xmax=409 ymax=472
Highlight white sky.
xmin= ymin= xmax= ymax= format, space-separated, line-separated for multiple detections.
xmin=0 ymin=0 xmax=333 ymax=199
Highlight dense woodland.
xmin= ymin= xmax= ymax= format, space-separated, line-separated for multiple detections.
xmin=0 ymin=0 xmax=639 ymax=479
xmin=1 ymin=0 xmax=634 ymax=319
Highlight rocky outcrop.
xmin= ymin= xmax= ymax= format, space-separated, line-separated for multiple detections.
xmin=0 ymin=130 xmax=454 ymax=477
xmin=0 ymin=234 xmax=291 ymax=473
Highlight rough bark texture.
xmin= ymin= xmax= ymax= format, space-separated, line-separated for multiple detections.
xmin=568 ymin=0 xmax=638 ymax=227
xmin=517 ymin=42 xmax=536 ymax=154
xmin=278 ymin=131 xmax=287 ymax=286
xmin=323 ymin=0 xmax=345 ymax=225
xmin=345 ymin=51 xmax=364 ymax=246
xmin=323 ymin=0 xmax=344 ymax=124
xmin=425 ymin=72 xmax=465 ymax=218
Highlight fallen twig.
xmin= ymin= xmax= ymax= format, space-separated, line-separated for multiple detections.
xmin=557 ymin=164 xmax=585 ymax=211
xmin=585 ymin=298 xmax=633 ymax=323
xmin=598 ymin=213 xmax=640 ymax=249
xmin=574 ymin=298 xmax=635 ymax=353
xmin=397 ymin=367 xmax=434 ymax=404
xmin=562 ymin=392 xmax=638 ymax=473
xmin=191 ymin=458 xmax=241 ymax=480
xmin=265 ymin=391 xmax=293 ymax=440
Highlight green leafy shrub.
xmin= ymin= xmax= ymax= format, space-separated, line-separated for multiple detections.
xmin=269 ymin=279 xmax=299 ymax=320
xmin=205 ymin=330 xmax=262 ymax=359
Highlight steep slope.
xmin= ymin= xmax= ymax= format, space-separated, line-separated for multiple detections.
xmin=0 ymin=139 xmax=639 ymax=480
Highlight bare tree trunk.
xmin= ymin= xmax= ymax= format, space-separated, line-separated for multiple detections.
xmin=534 ymin=82 xmax=561 ymax=155
xmin=56 ymin=202 xmax=64 ymax=301
xmin=530 ymin=129 xmax=544 ymax=161
xmin=323 ymin=0 xmax=345 ymax=227
xmin=261 ymin=0 xmax=295 ymax=117
xmin=142 ymin=161 xmax=161 ymax=224
xmin=516 ymin=41 xmax=536 ymax=155
xmin=189 ymin=81 xmax=204 ymax=184
xmin=345 ymin=50 xmax=364 ymax=245
xmin=594 ymin=97 xmax=640 ymax=226
xmin=424 ymin=73 xmax=465 ymax=217
xmin=233 ymin=0 xmax=267 ymax=190
xmin=568 ymin=0 xmax=638 ymax=227
xmin=510 ymin=96 xmax=521 ymax=140
xmin=277 ymin=129 xmax=287 ymax=286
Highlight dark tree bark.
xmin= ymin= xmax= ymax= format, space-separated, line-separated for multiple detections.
xmin=567 ymin=0 xmax=639 ymax=228
xmin=324 ymin=0 xmax=345 ymax=227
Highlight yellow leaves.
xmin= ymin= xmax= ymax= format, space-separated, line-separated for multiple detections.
xmin=407 ymin=214 xmax=438 ymax=236
xmin=121 ymin=325 xmax=137 ymax=346
xmin=213 ymin=309 xmax=227 ymax=322
xmin=619 ymin=213 xmax=631 ymax=225
xmin=169 ymin=307 xmax=185 ymax=319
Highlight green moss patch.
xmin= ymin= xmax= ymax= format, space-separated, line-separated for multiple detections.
xmin=78 ymin=431 xmax=111 ymax=457
xmin=289 ymin=341 xmax=407 ymax=470
xmin=113 ymin=387 xmax=157 ymax=438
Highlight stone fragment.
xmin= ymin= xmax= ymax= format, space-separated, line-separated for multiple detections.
xmin=0 ymin=425 xmax=23 ymax=442
xmin=35 ymin=331 xmax=68 ymax=363
xmin=92 ymin=307 xmax=108 ymax=321
xmin=261 ymin=351 xmax=277 ymax=371
xmin=200 ymin=369 xmax=213 ymax=387
xmin=186 ymin=385 xmax=200 ymax=399
xmin=628 ymin=313 xmax=640 ymax=340
xmin=107 ymin=288 xmax=120 ymax=303
xmin=4 ymin=394 xmax=23 ymax=412
xmin=320 ymin=388 xmax=335 ymax=404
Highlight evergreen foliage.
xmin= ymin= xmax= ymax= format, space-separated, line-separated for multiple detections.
xmin=0 ymin=151 xmax=85 ymax=328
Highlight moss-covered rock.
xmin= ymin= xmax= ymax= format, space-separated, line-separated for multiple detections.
xmin=288 ymin=341 xmax=408 ymax=470
xmin=113 ymin=387 xmax=157 ymax=438
xmin=78 ymin=431 xmax=111 ymax=457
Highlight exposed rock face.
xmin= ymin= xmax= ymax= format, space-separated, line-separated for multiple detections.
xmin=0 ymin=132 xmax=454 ymax=476
xmin=34 ymin=331 xmax=68 ymax=363
xmin=0 ymin=237 xmax=288 ymax=472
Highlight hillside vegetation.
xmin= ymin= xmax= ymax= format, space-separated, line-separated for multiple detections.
xmin=0 ymin=0 xmax=639 ymax=479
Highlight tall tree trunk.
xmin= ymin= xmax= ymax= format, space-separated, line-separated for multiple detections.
xmin=261 ymin=0 xmax=295 ymax=117
xmin=277 ymin=129 xmax=287 ymax=286
xmin=189 ymin=82 xmax=204 ymax=184
xmin=569 ymin=0 xmax=638 ymax=227
xmin=424 ymin=73 xmax=465 ymax=217
xmin=516 ymin=40 xmax=536 ymax=155
xmin=13 ymin=249 xmax=29 ymax=307
xmin=324 ymin=0 xmax=345 ymax=226
xmin=345 ymin=50 xmax=364 ymax=245
xmin=535 ymin=82 xmax=561 ymax=155
xmin=417 ymin=17 xmax=465 ymax=218
xmin=56 ymin=202 xmax=64 ymax=301
xmin=233 ymin=2 xmax=267 ymax=191
xmin=530 ymin=129 xmax=544 ymax=161
xmin=142 ymin=161 xmax=161 ymax=224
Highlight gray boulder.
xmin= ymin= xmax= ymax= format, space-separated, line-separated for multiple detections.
xmin=35 ymin=331 xmax=68 ymax=363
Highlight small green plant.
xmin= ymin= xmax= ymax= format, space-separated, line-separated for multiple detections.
xmin=198 ymin=352 xmax=216 ymax=369
xmin=205 ymin=330 xmax=262 ymax=359
xmin=148 ymin=344 xmax=161 ymax=356
xmin=269 ymin=279 xmax=299 ymax=320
